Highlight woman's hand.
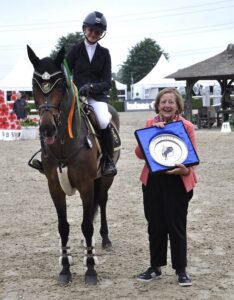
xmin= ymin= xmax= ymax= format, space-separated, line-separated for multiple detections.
xmin=166 ymin=164 xmax=190 ymax=176
xmin=153 ymin=121 xmax=165 ymax=128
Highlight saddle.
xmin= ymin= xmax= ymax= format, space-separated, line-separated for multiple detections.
xmin=81 ymin=103 xmax=121 ymax=152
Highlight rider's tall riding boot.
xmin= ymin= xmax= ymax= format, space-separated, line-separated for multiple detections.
xmin=100 ymin=124 xmax=117 ymax=177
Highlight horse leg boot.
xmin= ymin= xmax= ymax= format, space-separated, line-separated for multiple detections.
xmin=100 ymin=124 xmax=117 ymax=177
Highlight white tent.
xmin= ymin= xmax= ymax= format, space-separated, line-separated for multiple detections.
xmin=0 ymin=54 xmax=33 ymax=101
xmin=115 ymin=80 xmax=127 ymax=100
xmin=115 ymin=80 xmax=126 ymax=90
xmin=133 ymin=55 xmax=185 ymax=99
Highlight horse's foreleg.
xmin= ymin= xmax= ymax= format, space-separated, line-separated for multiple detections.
xmin=49 ymin=180 xmax=72 ymax=284
xmin=57 ymin=205 xmax=73 ymax=284
xmin=81 ymin=187 xmax=98 ymax=285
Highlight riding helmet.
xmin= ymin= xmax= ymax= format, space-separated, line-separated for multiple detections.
xmin=82 ymin=11 xmax=107 ymax=32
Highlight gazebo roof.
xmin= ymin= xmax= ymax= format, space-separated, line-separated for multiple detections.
xmin=167 ymin=44 xmax=234 ymax=81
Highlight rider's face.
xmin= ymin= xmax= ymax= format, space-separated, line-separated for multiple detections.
xmin=85 ymin=26 xmax=102 ymax=43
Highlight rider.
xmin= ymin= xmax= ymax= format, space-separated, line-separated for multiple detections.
xmin=32 ymin=11 xmax=117 ymax=177
xmin=66 ymin=11 xmax=117 ymax=177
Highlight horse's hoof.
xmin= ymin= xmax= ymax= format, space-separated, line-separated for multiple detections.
xmin=58 ymin=272 xmax=72 ymax=285
xmin=102 ymin=238 xmax=112 ymax=250
xmin=85 ymin=268 xmax=97 ymax=285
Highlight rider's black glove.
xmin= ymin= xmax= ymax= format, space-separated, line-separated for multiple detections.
xmin=79 ymin=84 xmax=93 ymax=97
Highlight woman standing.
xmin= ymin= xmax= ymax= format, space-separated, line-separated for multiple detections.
xmin=135 ymin=88 xmax=198 ymax=286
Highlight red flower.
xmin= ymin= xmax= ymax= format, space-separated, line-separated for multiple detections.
xmin=10 ymin=123 xmax=16 ymax=129
xmin=8 ymin=113 xmax=17 ymax=122
xmin=0 ymin=117 xmax=10 ymax=129
xmin=33 ymin=117 xmax=39 ymax=123
xmin=8 ymin=103 xmax=13 ymax=109
xmin=0 ymin=103 xmax=9 ymax=116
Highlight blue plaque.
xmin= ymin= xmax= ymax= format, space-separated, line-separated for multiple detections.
xmin=134 ymin=121 xmax=199 ymax=174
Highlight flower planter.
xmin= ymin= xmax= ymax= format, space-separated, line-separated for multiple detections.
xmin=21 ymin=126 xmax=39 ymax=140
xmin=0 ymin=129 xmax=22 ymax=141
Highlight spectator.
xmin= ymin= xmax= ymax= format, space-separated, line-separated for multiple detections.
xmin=13 ymin=92 xmax=27 ymax=120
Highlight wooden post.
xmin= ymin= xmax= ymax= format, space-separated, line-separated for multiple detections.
xmin=184 ymin=79 xmax=196 ymax=122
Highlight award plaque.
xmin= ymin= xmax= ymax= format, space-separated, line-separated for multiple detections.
xmin=134 ymin=121 xmax=199 ymax=174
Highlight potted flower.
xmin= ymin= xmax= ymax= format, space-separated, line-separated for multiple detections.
xmin=20 ymin=117 xmax=39 ymax=140
xmin=0 ymin=103 xmax=21 ymax=141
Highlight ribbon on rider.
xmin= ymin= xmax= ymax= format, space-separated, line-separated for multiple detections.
xmin=61 ymin=59 xmax=81 ymax=139
xmin=67 ymin=82 xmax=76 ymax=138
xmin=67 ymin=81 xmax=81 ymax=138
xmin=62 ymin=59 xmax=71 ymax=90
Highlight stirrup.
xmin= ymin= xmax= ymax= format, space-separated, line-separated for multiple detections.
xmin=31 ymin=159 xmax=44 ymax=173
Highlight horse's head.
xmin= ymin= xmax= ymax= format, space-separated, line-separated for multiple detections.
xmin=27 ymin=45 xmax=67 ymax=144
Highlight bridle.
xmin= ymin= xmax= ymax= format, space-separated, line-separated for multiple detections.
xmin=32 ymin=70 xmax=66 ymax=118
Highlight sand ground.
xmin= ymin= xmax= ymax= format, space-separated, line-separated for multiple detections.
xmin=0 ymin=111 xmax=233 ymax=300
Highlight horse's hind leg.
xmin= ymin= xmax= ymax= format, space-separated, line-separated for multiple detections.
xmin=95 ymin=177 xmax=113 ymax=249
xmin=48 ymin=179 xmax=72 ymax=284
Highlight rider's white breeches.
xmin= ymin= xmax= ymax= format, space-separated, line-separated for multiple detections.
xmin=88 ymin=98 xmax=111 ymax=129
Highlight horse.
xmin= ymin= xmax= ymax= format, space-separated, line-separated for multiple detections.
xmin=27 ymin=45 xmax=120 ymax=285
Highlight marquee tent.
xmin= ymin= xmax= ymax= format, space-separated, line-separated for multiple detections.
xmin=0 ymin=54 xmax=33 ymax=101
xmin=115 ymin=80 xmax=127 ymax=100
xmin=0 ymin=55 xmax=128 ymax=102
xmin=133 ymin=54 xmax=185 ymax=99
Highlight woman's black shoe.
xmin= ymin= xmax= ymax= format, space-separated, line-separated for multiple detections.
xmin=137 ymin=267 xmax=162 ymax=282
xmin=177 ymin=272 xmax=192 ymax=286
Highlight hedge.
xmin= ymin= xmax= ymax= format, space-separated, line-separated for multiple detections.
xmin=109 ymin=100 xmax=125 ymax=112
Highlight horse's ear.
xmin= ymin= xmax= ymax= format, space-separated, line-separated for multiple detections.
xmin=27 ymin=45 xmax=40 ymax=68
xmin=55 ymin=47 xmax=65 ymax=67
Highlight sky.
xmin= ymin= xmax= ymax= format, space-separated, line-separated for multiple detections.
xmin=0 ymin=0 xmax=234 ymax=82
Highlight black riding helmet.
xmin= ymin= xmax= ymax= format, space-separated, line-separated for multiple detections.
xmin=82 ymin=11 xmax=107 ymax=42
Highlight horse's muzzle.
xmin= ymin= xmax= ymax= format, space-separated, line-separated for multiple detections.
xmin=40 ymin=123 xmax=57 ymax=145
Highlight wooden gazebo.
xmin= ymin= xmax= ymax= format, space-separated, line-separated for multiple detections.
xmin=166 ymin=44 xmax=234 ymax=121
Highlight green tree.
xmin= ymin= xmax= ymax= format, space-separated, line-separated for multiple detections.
xmin=50 ymin=32 xmax=84 ymax=59
xmin=116 ymin=38 xmax=168 ymax=90
xmin=109 ymin=80 xmax=118 ymax=102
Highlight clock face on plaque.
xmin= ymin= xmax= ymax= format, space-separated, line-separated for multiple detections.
xmin=149 ymin=134 xmax=188 ymax=167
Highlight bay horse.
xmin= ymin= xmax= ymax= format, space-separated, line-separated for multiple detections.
xmin=27 ymin=45 xmax=120 ymax=285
